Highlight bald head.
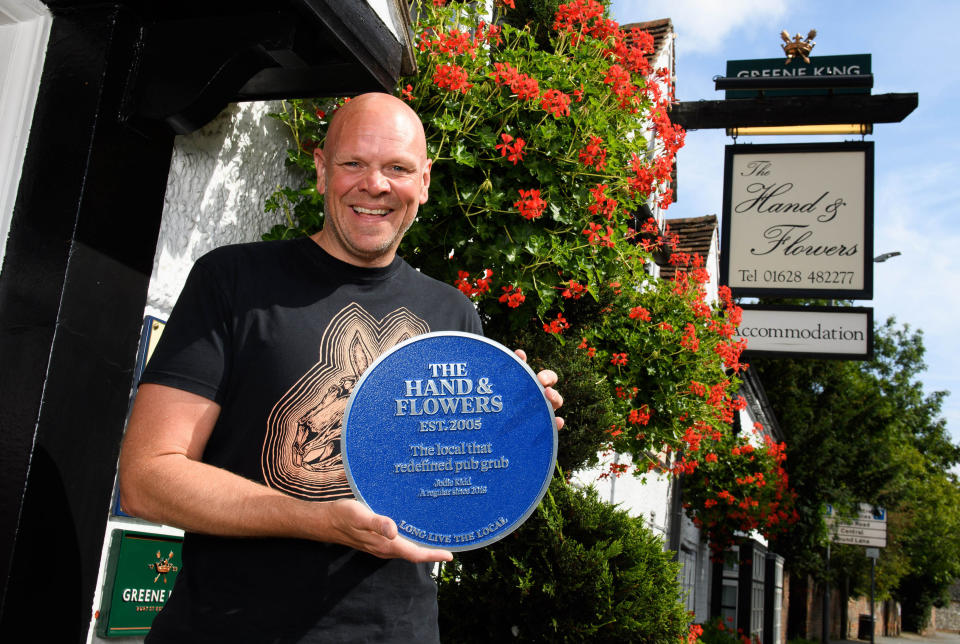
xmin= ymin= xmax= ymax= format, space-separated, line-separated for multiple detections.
xmin=324 ymin=93 xmax=428 ymax=164
xmin=310 ymin=92 xmax=433 ymax=267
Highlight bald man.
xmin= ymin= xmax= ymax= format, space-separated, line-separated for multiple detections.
xmin=118 ymin=93 xmax=562 ymax=643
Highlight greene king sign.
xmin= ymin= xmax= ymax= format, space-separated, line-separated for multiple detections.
xmin=720 ymin=142 xmax=874 ymax=299
xmin=725 ymin=54 xmax=871 ymax=98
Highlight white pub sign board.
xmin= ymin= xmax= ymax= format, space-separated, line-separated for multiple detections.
xmin=721 ymin=142 xmax=874 ymax=299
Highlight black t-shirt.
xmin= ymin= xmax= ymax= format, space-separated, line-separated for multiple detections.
xmin=140 ymin=237 xmax=482 ymax=643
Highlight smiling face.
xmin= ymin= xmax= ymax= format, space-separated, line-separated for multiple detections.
xmin=312 ymin=94 xmax=432 ymax=268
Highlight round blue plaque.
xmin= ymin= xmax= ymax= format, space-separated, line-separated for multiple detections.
xmin=341 ymin=332 xmax=557 ymax=551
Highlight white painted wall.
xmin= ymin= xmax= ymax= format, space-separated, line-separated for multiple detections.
xmin=88 ymin=100 xmax=304 ymax=643
xmin=145 ymin=101 xmax=304 ymax=319
xmin=648 ymin=23 xmax=676 ymax=233
xmin=574 ymin=454 xmax=673 ymax=538
xmin=0 ymin=0 xmax=50 ymax=272
xmin=367 ymin=0 xmax=402 ymax=41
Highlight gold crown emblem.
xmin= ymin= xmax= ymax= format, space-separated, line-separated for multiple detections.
xmin=148 ymin=550 xmax=179 ymax=583
xmin=781 ymin=29 xmax=816 ymax=64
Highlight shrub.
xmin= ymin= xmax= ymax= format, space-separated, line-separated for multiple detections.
xmin=436 ymin=476 xmax=692 ymax=642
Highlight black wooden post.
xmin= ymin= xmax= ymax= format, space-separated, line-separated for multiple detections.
xmin=0 ymin=5 xmax=173 ymax=640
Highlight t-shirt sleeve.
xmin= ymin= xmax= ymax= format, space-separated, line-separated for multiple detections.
xmin=139 ymin=258 xmax=233 ymax=404
xmin=464 ymin=303 xmax=483 ymax=336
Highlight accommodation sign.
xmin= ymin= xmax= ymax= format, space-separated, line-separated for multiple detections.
xmin=738 ymin=305 xmax=873 ymax=360
xmin=720 ymin=142 xmax=874 ymax=299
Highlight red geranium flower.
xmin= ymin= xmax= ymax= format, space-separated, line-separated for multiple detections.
xmin=499 ymin=284 xmax=525 ymax=308
xmin=561 ymin=280 xmax=588 ymax=299
xmin=433 ymin=63 xmax=472 ymax=93
xmin=514 ymin=188 xmax=547 ymax=220
xmin=578 ymin=136 xmax=608 ymax=170
xmin=542 ymin=313 xmax=570 ymax=334
xmin=540 ymin=89 xmax=571 ymax=118
xmin=496 ymin=133 xmax=526 ymax=164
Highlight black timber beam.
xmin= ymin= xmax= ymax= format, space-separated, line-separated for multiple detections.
xmin=672 ymin=92 xmax=918 ymax=130
xmin=238 ymin=63 xmax=386 ymax=102
xmin=122 ymin=0 xmax=403 ymax=134
xmin=714 ymin=74 xmax=873 ymax=91
xmin=129 ymin=12 xmax=297 ymax=133
xmin=292 ymin=0 xmax=402 ymax=94
xmin=0 ymin=5 xmax=174 ymax=639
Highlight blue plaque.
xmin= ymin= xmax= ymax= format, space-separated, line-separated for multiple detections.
xmin=341 ymin=332 xmax=557 ymax=551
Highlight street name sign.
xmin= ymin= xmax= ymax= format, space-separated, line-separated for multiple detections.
xmin=825 ymin=503 xmax=887 ymax=547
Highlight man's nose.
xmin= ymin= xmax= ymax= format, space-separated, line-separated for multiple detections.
xmin=360 ymin=167 xmax=390 ymax=194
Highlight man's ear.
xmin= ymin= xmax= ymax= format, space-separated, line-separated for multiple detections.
xmin=313 ymin=146 xmax=326 ymax=194
xmin=419 ymin=159 xmax=432 ymax=204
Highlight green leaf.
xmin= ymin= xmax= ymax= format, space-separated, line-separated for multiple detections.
xmin=452 ymin=141 xmax=477 ymax=167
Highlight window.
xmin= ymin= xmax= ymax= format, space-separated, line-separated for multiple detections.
xmin=680 ymin=546 xmax=697 ymax=614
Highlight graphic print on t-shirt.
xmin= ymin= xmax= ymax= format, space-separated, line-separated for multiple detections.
xmin=262 ymin=303 xmax=430 ymax=501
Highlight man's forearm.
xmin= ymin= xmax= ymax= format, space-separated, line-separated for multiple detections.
xmin=119 ymin=450 xmax=315 ymax=539
xmin=118 ymin=384 xmax=451 ymax=562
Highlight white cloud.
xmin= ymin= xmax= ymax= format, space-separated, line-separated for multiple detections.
xmin=613 ymin=0 xmax=788 ymax=54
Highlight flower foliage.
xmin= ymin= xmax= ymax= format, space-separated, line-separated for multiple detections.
xmin=680 ymin=422 xmax=800 ymax=556
xmin=262 ymin=0 xmax=795 ymax=552
xmin=697 ymin=617 xmax=759 ymax=644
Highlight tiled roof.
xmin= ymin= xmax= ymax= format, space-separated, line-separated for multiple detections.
xmin=656 ymin=215 xmax=717 ymax=281
xmin=620 ymin=18 xmax=674 ymax=61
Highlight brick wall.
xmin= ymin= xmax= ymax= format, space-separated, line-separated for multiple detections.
xmin=788 ymin=575 xmax=902 ymax=640
xmin=844 ymin=596 xmax=885 ymax=639
xmin=938 ymin=582 xmax=960 ymax=633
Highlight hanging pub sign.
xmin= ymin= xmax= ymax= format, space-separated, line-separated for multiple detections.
xmin=720 ymin=142 xmax=874 ymax=299
xmin=737 ymin=305 xmax=873 ymax=360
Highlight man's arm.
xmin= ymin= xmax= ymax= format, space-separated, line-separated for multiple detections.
xmin=118 ymin=383 xmax=452 ymax=563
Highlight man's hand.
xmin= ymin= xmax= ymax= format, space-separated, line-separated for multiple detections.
xmin=514 ymin=349 xmax=565 ymax=431
xmin=319 ymin=499 xmax=453 ymax=563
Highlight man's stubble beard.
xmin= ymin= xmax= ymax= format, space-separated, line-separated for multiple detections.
xmin=322 ymin=201 xmax=416 ymax=264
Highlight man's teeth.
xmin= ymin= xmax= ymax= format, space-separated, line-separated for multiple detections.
xmin=354 ymin=206 xmax=390 ymax=215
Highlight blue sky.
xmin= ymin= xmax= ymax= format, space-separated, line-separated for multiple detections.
xmin=611 ymin=0 xmax=960 ymax=450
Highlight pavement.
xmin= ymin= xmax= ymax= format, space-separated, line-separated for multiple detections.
xmin=832 ymin=632 xmax=960 ymax=644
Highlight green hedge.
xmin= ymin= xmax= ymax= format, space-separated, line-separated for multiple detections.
xmin=437 ymin=476 xmax=691 ymax=642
